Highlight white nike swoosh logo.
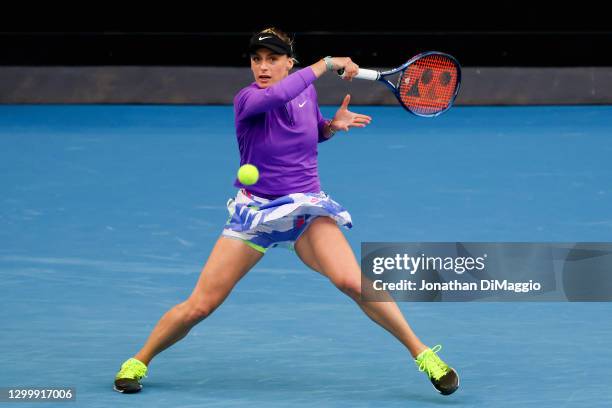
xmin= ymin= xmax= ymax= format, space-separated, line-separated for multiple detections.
xmin=298 ymin=101 xmax=307 ymax=108
xmin=259 ymin=36 xmax=273 ymax=41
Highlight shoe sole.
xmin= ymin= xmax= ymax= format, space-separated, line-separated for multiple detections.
xmin=113 ymin=385 xmax=142 ymax=394
xmin=432 ymin=368 xmax=459 ymax=396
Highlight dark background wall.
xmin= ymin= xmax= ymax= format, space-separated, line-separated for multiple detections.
xmin=2 ymin=7 xmax=611 ymax=67
xmin=1 ymin=7 xmax=611 ymax=105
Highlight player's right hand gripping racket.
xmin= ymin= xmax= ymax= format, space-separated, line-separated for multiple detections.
xmin=339 ymin=51 xmax=461 ymax=117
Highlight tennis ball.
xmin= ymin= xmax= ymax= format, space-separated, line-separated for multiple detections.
xmin=237 ymin=164 xmax=259 ymax=186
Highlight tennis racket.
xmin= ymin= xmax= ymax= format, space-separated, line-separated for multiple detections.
xmin=338 ymin=51 xmax=461 ymax=117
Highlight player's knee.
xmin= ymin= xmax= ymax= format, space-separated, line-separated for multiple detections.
xmin=335 ymin=277 xmax=362 ymax=300
xmin=183 ymin=297 xmax=220 ymax=324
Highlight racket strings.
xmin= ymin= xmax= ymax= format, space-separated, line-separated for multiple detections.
xmin=398 ymin=54 xmax=459 ymax=116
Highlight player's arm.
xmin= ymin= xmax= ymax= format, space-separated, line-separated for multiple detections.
xmin=235 ymin=68 xmax=318 ymax=120
xmin=236 ymin=58 xmax=360 ymax=121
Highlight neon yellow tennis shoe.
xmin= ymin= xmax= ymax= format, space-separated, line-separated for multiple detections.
xmin=414 ymin=345 xmax=459 ymax=395
xmin=114 ymin=358 xmax=148 ymax=393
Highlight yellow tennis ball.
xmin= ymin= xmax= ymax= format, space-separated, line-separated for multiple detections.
xmin=237 ymin=164 xmax=259 ymax=186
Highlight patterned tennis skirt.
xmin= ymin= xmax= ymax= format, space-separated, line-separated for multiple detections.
xmin=222 ymin=189 xmax=353 ymax=253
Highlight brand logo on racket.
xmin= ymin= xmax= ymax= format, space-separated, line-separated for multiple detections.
xmin=404 ymin=69 xmax=454 ymax=101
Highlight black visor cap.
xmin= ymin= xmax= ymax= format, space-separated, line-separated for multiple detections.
xmin=249 ymin=32 xmax=293 ymax=56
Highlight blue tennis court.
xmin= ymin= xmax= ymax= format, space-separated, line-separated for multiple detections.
xmin=1 ymin=105 xmax=611 ymax=407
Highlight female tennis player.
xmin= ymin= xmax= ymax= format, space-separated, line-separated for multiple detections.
xmin=114 ymin=28 xmax=459 ymax=396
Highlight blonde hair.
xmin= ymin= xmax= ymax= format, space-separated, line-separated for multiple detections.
xmin=258 ymin=27 xmax=298 ymax=64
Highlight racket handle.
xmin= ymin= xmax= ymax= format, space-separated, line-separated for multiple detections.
xmin=337 ymin=68 xmax=380 ymax=81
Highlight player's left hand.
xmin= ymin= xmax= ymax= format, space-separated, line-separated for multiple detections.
xmin=331 ymin=95 xmax=372 ymax=131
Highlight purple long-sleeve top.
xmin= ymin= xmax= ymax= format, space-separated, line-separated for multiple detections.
xmin=233 ymin=67 xmax=331 ymax=196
